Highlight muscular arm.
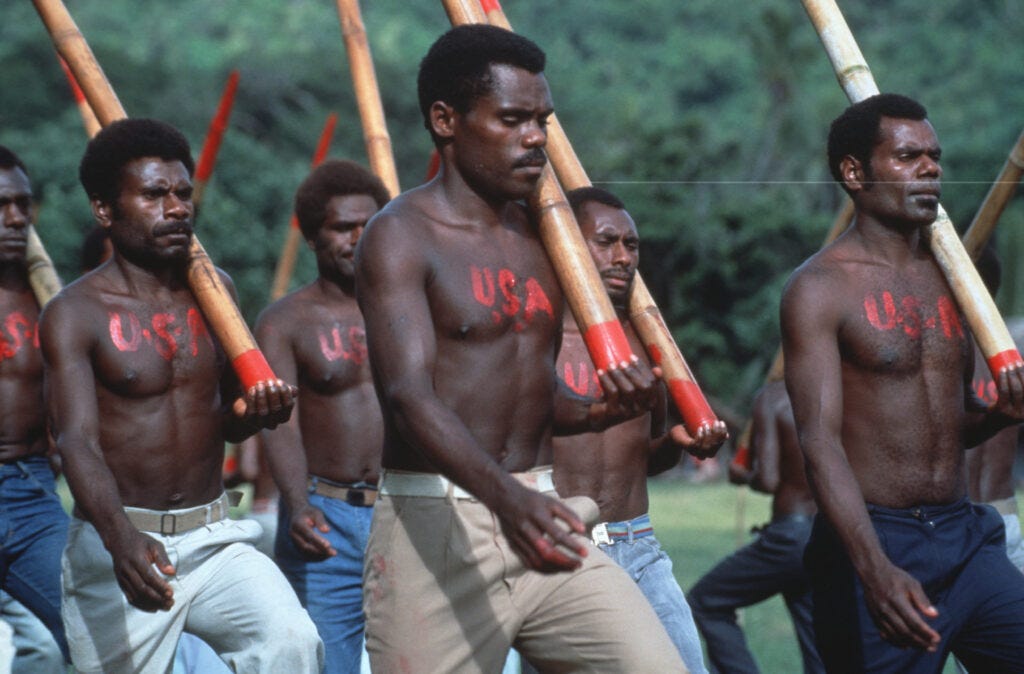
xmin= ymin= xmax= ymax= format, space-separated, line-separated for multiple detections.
xmin=962 ymin=345 xmax=1024 ymax=448
xmin=781 ymin=270 xmax=939 ymax=651
xmin=255 ymin=307 xmax=334 ymax=558
xmin=356 ymin=214 xmax=586 ymax=571
xmin=40 ymin=294 xmax=175 ymax=611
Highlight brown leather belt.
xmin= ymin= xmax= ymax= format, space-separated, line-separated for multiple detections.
xmin=307 ymin=476 xmax=377 ymax=507
xmin=123 ymin=492 xmax=242 ymax=536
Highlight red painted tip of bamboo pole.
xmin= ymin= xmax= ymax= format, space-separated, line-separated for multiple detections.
xmin=479 ymin=0 xmax=501 ymax=12
xmin=58 ymin=56 xmax=86 ymax=103
xmin=194 ymin=70 xmax=240 ymax=183
xmin=311 ymin=113 xmax=339 ymax=168
xmin=424 ymin=149 xmax=441 ymax=182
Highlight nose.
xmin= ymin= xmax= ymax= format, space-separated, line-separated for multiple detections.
xmin=164 ymin=193 xmax=192 ymax=219
xmin=920 ymin=155 xmax=942 ymax=179
xmin=1 ymin=202 xmax=28 ymax=230
xmin=523 ymin=120 xmax=547 ymax=149
xmin=611 ymin=241 xmax=632 ymax=267
xmin=350 ymin=224 xmax=365 ymax=244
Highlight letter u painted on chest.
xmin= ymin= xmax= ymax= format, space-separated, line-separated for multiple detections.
xmin=863 ymin=291 xmax=963 ymax=340
xmin=470 ymin=265 xmax=554 ymax=330
xmin=108 ymin=308 xmax=213 ymax=360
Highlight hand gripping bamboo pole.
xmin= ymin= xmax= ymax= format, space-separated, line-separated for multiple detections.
xmin=962 ymin=128 xmax=1024 ymax=260
xmin=474 ymin=0 xmax=719 ymax=434
xmin=440 ymin=0 xmax=636 ymax=373
xmin=270 ymin=113 xmax=339 ymax=301
xmin=801 ymin=0 xmax=1023 ymax=378
xmin=336 ymin=0 xmax=400 ymax=198
xmin=192 ymin=70 xmax=240 ymax=209
xmin=33 ymin=0 xmax=278 ymax=390
xmin=732 ymin=199 xmax=853 ymax=468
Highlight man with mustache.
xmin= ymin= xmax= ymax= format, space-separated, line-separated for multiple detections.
xmin=255 ymin=159 xmax=390 ymax=674
xmin=40 ymin=118 xmax=322 ymax=673
xmin=0 ymin=146 xmax=71 ymax=669
xmin=549 ymin=186 xmax=726 ymax=674
xmin=356 ymin=24 xmax=687 ymax=673
xmin=781 ymin=93 xmax=1024 ymax=671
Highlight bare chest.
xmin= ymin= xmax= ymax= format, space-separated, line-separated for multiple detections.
xmin=296 ymin=313 xmax=371 ymax=395
xmin=0 ymin=305 xmax=41 ymax=377
xmin=95 ymin=304 xmax=222 ymax=397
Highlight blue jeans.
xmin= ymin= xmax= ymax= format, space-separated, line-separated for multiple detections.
xmin=275 ymin=490 xmax=373 ymax=674
xmin=807 ymin=499 xmax=1024 ymax=673
xmin=0 ymin=590 xmax=63 ymax=674
xmin=687 ymin=515 xmax=823 ymax=674
xmin=598 ymin=517 xmax=708 ymax=674
xmin=0 ymin=458 xmax=68 ymax=663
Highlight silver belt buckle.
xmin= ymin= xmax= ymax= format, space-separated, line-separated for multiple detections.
xmin=591 ymin=522 xmax=612 ymax=546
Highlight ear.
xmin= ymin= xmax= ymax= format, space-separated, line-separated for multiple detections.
xmin=839 ymin=155 xmax=867 ymax=193
xmin=91 ymin=198 xmax=113 ymax=229
xmin=429 ymin=101 xmax=457 ymax=141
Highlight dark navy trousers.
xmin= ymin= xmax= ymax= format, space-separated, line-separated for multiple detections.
xmin=806 ymin=498 xmax=1024 ymax=673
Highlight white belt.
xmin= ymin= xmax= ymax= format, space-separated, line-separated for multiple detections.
xmin=379 ymin=468 xmax=554 ymax=500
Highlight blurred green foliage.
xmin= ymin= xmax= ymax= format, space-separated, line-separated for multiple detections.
xmin=2 ymin=0 xmax=1023 ymax=414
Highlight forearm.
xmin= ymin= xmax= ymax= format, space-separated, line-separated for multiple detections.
xmin=59 ymin=442 xmax=135 ymax=547
xmin=963 ymin=408 xmax=1018 ymax=448
xmin=261 ymin=426 xmax=310 ymax=513
xmin=646 ymin=434 xmax=683 ymax=476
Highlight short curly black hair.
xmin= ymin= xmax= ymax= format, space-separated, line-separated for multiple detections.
xmin=0 ymin=146 xmax=27 ymax=175
xmin=827 ymin=93 xmax=928 ymax=193
xmin=79 ymin=118 xmax=194 ymax=203
xmin=566 ymin=186 xmax=625 ymax=219
xmin=294 ymin=159 xmax=390 ymax=241
xmin=417 ymin=24 xmax=545 ymax=145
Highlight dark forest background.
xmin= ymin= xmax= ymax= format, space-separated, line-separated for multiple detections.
xmin=2 ymin=0 xmax=1023 ymax=419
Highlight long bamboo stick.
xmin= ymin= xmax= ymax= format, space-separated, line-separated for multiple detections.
xmin=33 ymin=0 xmax=277 ymax=390
xmin=192 ymin=70 xmax=240 ymax=209
xmin=59 ymin=56 xmax=100 ymax=137
xmin=439 ymin=0 xmax=636 ymax=373
xmin=962 ymin=128 xmax=1024 ymax=260
xmin=269 ymin=113 xmax=339 ymax=301
xmin=474 ymin=0 xmax=718 ymax=433
xmin=336 ymin=0 xmax=400 ymax=198
xmin=801 ymin=0 xmax=1023 ymax=379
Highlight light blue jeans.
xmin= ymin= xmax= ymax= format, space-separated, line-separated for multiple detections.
xmin=63 ymin=512 xmax=323 ymax=673
xmin=275 ymin=491 xmax=374 ymax=674
xmin=598 ymin=518 xmax=709 ymax=674
xmin=0 ymin=590 xmax=63 ymax=674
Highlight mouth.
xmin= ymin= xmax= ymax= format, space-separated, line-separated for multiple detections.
xmin=603 ymin=273 xmax=634 ymax=290
xmin=0 ymin=237 xmax=27 ymax=248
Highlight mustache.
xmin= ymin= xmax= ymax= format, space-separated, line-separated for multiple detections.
xmin=513 ymin=150 xmax=547 ymax=168
xmin=602 ymin=269 xmax=635 ymax=282
xmin=152 ymin=222 xmax=193 ymax=237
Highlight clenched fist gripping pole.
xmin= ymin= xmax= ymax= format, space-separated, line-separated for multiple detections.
xmin=801 ymin=0 xmax=1023 ymax=379
xmin=33 ymin=0 xmax=279 ymax=390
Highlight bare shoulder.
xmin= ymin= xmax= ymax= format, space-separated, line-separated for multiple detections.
xmin=38 ymin=274 xmax=106 ymax=352
xmin=781 ymin=243 xmax=856 ymax=332
xmin=356 ymin=187 xmax=438 ymax=284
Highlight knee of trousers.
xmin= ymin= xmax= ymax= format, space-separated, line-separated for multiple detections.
xmin=255 ymin=610 xmax=324 ymax=672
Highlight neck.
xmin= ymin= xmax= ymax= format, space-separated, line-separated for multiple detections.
xmin=850 ymin=212 xmax=925 ymax=265
xmin=315 ymin=273 xmax=355 ymax=299
xmin=0 ymin=262 xmax=29 ymax=293
xmin=112 ymin=253 xmax=188 ymax=295
xmin=435 ymin=158 xmax=513 ymax=228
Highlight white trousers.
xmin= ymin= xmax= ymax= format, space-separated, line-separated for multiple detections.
xmin=62 ymin=516 xmax=322 ymax=674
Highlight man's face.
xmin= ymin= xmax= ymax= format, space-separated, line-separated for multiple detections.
xmin=0 ymin=166 xmax=32 ymax=264
xmin=578 ymin=201 xmax=639 ymax=311
xmin=450 ymin=64 xmax=553 ymax=202
xmin=857 ymin=117 xmax=942 ymax=227
xmin=312 ymin=193 xmax=379 ymax=282
xmin=101 ymin=157 xmax=194 ymax=265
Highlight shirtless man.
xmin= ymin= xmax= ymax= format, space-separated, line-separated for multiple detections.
xmin=356 ymin=24 xmax=686 ymax=673
xmin=550 ymin=186 xmax=726 ymax=674
xmin=0 ymin=146 xmax=70 ymax=667
xmin=688 ymin=380 xmax=823 ymax=674
xmin=255 ymin=159 xmax=390 ymax=673
xmin=781 ymin=93 xmax=1024 ymax=671
xmin=40 ymin=118 xmax=322 ymax=673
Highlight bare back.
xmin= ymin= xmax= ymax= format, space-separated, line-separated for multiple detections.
xmin=785 ymin=232 xmax=971 ymax=507
xmin=552 ymin=316 xmax=652 ymax=520
xmin=0 ymin=283 xmax=45 ymax=460
xmin=41 ymin=265 xmax=229 ymax=509
xmin=357 ymin=184 xmax=563 ymax=473
xmin=257 ymin=281 xmax=381 ymax=483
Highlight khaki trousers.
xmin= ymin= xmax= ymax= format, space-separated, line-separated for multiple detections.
xmin=364 ymin=487 xmax=686 ymax=673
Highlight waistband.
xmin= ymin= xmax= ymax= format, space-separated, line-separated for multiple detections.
xmin=379 ymin=468 xmax=554 ymax=500
xmin=866 ymin=496 xmax=969 ymax=523
xmin=307 ymin=475 xmax=378 ymax=507
xmin=986 ymin=496 xmax=1019 ymax=516
xmin=591 ymin=513 xmax=653 ymax=546
xmin=123 ymin=492 xmax=242 ymax=535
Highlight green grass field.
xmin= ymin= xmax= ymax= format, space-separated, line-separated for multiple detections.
xmin=649 ymin=478 xmax=959 ymax=673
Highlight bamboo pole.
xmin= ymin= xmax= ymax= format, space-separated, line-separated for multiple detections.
xmin=962 ymin=128 xmax=1024 ymax=260
xmin=59 ymin=56 xmax=100 ymax=137
xmin=732 ymin=199 xmax=854 ymax=468
xmin=24 ymin=227 xmax=62 ymax=307
xmin=336 ymin=0 xmax=400 ymax=198
xmin=269 ymin=113 xmax=339 ymax=301
xmin=473 ymin=0 xmax=719 ymax=433
xmin=801 ymin=0 xmax=1023 ymax=379
xmin=32 ymin=0 xmax=277 ymax=390
xmin=192 ymin=70 xmax=240 ymax=209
